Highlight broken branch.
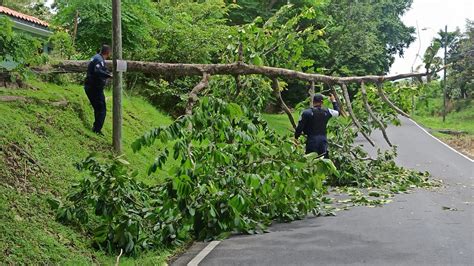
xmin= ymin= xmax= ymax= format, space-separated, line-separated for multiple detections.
xmin=376 ymin=83 xmax=410 ymax=118
xmin=341 ymin=84 xmax=375 ymax=147
xmin=185 ymin=73 xmax=210 ymax=116
xmin=360 ymin=82 xmax=392 ymax=147
xmin=272 ymin=78 xmax=297 ymax=129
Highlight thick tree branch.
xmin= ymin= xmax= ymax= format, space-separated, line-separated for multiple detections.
xmin=341 ymin=84 xmax=375 ymax=147
xmin=272 ymin=78 xmax=297 ymax=129
xmin=185 ymin=73 xmax=210 ymax=116
xmin=42 ymin=60 xmax=432 ymax=84
xmin=376 ymin=83 xmax=410 ymax=118
xmin=360 ymin=82 xmax=392 ymax=147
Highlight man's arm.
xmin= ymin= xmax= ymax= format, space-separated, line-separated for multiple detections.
xmin=295 ymin=110 xmax=308 ymax=139
xmin=93 ymin=58 xmax=112 ymax=78
xmin=328 ymin=94 xmax=339 ymax=117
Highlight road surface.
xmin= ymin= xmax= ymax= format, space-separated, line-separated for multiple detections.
xmin=173 ymin=117 xmax=473 ymax=266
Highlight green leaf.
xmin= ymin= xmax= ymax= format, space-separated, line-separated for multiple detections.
xmin=227 ymin=103 xmax=244 ymax=119
xmin=252 ymin=55 xmax=264 ymax=66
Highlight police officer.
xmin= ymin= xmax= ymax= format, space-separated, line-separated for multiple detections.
xmin=84 ymin=45 xmax=112 ymax=135
xmin=295 ymin=93 xmax=339 ymax=158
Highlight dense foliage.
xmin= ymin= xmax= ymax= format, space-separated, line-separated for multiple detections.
xmin=53 ymin=0 xmax=159 ymax=58
xmin=0 ymin=17 xmax=46 ymax=76
xmin=53 ymin=98 xmax=338 ymax=254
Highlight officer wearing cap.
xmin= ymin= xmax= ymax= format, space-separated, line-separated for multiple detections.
xmin=295 ymin=93 xmax=339 ymax=158
xmin=84 ymin=45 xmax=113 ymax=135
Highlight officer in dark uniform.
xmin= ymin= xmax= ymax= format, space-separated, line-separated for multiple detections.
xmin=295 ymin=93 xmax=339 ymax=158
xmin=84 ymin=45 xmax=112 ymax=135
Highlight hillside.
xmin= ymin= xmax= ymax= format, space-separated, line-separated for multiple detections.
xmin=0 ymin=80 xmax=174 ymax=264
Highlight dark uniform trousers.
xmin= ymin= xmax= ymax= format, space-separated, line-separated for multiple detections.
xmin=306 ymin=135 xmax=329 ymax=158
xmin=84 ymin=84 xmax=106 ymax=133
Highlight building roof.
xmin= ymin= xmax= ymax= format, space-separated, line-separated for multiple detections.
xmin=0 ymin=6 xmax=49 ymax=27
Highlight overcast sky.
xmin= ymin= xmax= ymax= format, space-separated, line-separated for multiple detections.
xmin=390 ymin=0 xmax=473 ymax=74
xmin=46 ymin=0 xmax=472 ymax=75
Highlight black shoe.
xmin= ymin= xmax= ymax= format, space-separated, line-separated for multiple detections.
xmin=92 ymin=128 xmax=104 ymax=136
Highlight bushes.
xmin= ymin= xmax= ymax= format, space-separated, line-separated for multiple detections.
xmin=53 ymin=98 xmax=337 ymax=254
xmin=0 ymin=17 xmax=47 ymax=76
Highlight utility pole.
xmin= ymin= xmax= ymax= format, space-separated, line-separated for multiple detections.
xmin=442 ymin=25 xmax=447 ymax=123
xmin=112 ymin=0 xmax=123 ymax=153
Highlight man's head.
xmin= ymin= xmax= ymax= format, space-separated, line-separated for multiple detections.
xmin=100 ymin=45 xmax=111 ymax=59
xmin=313 ymin=93 xmax=324 ymax=107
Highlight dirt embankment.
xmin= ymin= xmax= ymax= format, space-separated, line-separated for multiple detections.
xmin=441 ymin=135 xmax=473 ymax=159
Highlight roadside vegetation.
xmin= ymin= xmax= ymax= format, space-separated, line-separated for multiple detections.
xmin=0 ymin=81 xmax=174 ymax=264
xmin=410 ymin=20 xmax=474 ymax=158
xmin=413 ymin=82 xmax=473 ymax=158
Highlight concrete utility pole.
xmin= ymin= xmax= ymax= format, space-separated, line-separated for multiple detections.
xmin=442 ymin=25 xmax=448 ymax=123
xmin=112 ymin=0 xmax=123 ymax=153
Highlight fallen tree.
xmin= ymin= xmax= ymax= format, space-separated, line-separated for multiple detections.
xmin=36 ymin=60 xmax=437 ymax=146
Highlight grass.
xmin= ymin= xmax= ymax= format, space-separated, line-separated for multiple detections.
xmin=0 ymin=80 xmax=173 ymax=264
xmin=262 ymin=113 xmax=297 ymax=136
xmin=413 ymin=97 xmax=473 ymax=158
xmin=413 ymin=104 xmax=474 ymax=136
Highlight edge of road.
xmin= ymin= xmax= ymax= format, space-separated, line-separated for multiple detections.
xmin=186 ymin=241 xmax=221 ymax=266
xmin=408 ymin=118 xmax=474 ymax=163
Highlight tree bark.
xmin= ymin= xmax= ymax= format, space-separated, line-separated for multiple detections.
xmin=360 ymin=82 xmax=392 ymax=147
xmin=185 ymin=73 xmax=210 ymax=116
xmin=341 ymin=84 xmax=375 ymax=147
xmin=45 ymin=60 xmax=431 ymax=84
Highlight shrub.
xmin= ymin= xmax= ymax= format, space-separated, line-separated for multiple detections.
xmin=0 ymin=17 xmax=47 ymax=77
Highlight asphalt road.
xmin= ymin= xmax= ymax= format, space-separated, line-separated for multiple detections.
xmin=174 ymin=117 xmax=473 ymax=266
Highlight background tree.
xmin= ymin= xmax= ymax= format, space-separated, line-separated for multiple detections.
xmin=53 ymin=0 xmax=158 ymax=59
xmin=447 ymin=20 xmax=473 ymax=99
xmin=322 ymin=0 xmax=415 ymax=76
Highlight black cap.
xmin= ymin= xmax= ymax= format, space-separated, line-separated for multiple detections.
xmin=100 ymin=44 xmax=111 ymax=54
xmin=313 ymin=93 xmax=324 ymax=102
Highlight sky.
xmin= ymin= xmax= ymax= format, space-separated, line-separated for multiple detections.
xmin=45 ymin=0 xmax=472 ymax=75
xmin=389 ymin=0 xmax=473 ymax=74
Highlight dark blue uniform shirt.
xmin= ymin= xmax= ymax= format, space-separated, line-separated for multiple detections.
xmin=295 ymin=101 xmax=339 ymax=138
xmin=85 ymin=54 xmax=111 ymax=89
xmin=295 ymin=101 xmax=339 ymax=156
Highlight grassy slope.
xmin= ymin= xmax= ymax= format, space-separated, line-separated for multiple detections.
xmin=414 ymin=105 xmax=474 ymax=136
xmin=413 ymin=99 xmax=473 ymax=158
xmin=0 ymin=80 xmax=174 ymax=264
